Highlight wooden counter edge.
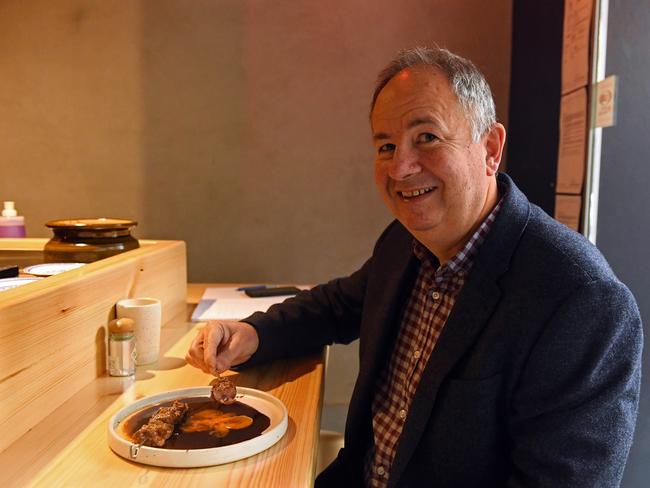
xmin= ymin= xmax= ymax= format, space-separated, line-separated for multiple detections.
xmin=0 ymin=284 xmax=326 ymax=488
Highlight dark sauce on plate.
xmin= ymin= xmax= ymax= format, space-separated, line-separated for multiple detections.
xmin=121 ymin=396 xmax=271 ymax=449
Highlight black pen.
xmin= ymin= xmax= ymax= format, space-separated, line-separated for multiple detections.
xmin=0 ymin=265 xmax=19 ymax=279
xmin=236 ymin=285 xmax=268 ymax=292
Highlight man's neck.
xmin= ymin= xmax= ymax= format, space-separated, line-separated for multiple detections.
xmin=421 ymin=178 xmax=500 ymax=265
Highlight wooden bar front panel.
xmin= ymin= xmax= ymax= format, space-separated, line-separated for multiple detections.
xmin=0 ymin=239 xmax=187 ymax=452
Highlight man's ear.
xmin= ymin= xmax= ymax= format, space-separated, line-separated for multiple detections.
xmin=484 ymin=123 xmax=506 ymax=176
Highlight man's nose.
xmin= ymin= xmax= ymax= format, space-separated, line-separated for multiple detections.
xmin=389 ymin=144 xmax=421 ymax=180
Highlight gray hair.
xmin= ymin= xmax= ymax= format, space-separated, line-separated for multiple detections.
xmin=370 ymin=46 xmax=496 ymax=142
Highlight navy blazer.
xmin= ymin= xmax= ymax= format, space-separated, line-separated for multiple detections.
xmin=244 ymin=173 xmax=642 ymax=487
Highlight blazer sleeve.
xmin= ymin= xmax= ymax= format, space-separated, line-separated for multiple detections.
xmin=507 ymin=278 xmax=643 ymax=487
xmin=240 ymin=257 xmax=370 ymax=367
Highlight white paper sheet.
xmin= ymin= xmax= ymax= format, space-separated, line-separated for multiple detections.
xmin=191 ymin=287 xmax=300 ymax=321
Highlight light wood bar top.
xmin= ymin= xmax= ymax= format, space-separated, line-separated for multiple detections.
xmin=0 ymin=283 xmax=325 ymax=487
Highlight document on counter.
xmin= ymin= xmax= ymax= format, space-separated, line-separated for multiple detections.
xmin=191 ymin=286 xmax=304 ymax=321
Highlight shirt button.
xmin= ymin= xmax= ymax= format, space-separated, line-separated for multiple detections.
xmin=413 ymin=350 xmax=421 ymax=359
xmin=377 ymin=466 xmax=385 ymax=476
xmin=431 ymin=291 xmax=441 ymax=300
xmin=399 ymin=409 xmax=407 ymax=420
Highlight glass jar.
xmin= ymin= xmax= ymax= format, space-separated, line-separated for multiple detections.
xmin=108 ymin=317 xmax=137 ymax=377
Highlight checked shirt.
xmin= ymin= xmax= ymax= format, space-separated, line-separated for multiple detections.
xmin=364 ymin=199 xmax=502 ymax=487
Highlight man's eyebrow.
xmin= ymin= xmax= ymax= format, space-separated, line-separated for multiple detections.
xmin=372 ymin=117 xmax=437 ymax=141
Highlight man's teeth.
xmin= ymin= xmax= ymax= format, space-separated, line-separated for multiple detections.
xmin=400 ymin=187 xmax=434 ymax=198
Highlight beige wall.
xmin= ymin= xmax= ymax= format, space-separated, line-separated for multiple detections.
xmin=0 ymin=0 xmax=512 ymax=409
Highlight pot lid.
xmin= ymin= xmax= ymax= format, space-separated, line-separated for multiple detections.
xmin=45 ymin=218 xmax=137 ymax=230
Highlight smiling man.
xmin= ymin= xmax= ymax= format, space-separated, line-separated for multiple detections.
xmin=186 ymin=47 xmax=642 ymax=487
xmin=371 ymin=64 xmax=504 ymax=264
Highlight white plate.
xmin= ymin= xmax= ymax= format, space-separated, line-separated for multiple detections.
xmin=107 ymin=386 xmax=288 ymax=468
xmin=23 ymin=262 xmax=86 ymax=277
xmin=0 ymin=277 xmax=42 ymax=291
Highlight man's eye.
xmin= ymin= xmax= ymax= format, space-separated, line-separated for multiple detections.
xmin=378 ymin=143 xmax=395 ymax=153
xmin=417 ymin=133 xmax=437 ymax=143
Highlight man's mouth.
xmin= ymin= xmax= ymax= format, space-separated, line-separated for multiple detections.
xmin=398 ymin=186 xmax=436 ymax=201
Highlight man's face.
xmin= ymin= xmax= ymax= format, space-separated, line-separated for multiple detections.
xmin=371 ymin=67 xmax=500 ymax=257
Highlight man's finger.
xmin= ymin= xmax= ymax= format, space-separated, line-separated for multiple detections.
xmin=186 ymin=328 xmax=206 ymax=367
xmin=204 ymin=322 xmax=228 ymax=375
xmin=184 ymin=351 xmax=196 ymax=368
xmin=214 ymin=344 xmax=235 ymax=372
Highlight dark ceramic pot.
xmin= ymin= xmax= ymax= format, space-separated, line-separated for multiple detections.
xmin=44 ymin=218 xmax=139 ymax=263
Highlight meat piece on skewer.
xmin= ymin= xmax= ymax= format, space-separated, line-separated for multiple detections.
xmin=132 ymin=420 xmax=174 ymax=447
xmin=150 ymin=400 xmax=189 ymax=424
xmin=212 ymin=375 xmax=237 ymax=405
xmin=132 ymin=400 xmax=189 ymax=447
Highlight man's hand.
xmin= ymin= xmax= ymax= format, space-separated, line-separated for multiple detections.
xmin=185 ymin=320 xmax=259 ymax=375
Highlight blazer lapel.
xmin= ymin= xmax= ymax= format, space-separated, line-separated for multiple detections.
xmin=388 ymin=173 xmax=532 ymax=485
xmin=359 ymin=261 xmax=417 ymax=384
xmin=388 ymin=265 xmax=502 ymax=486
xmin=345 ymin=224 xmax=418 ymax=450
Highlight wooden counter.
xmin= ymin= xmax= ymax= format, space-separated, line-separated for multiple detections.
xmin=0 ymin=284 xmax=325 ymax=487
xmin=0 ymin=238 xmax=188 ymax=453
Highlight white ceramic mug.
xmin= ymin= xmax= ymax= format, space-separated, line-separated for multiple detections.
xmin=116 ymin=297 xmax=162 ymax=365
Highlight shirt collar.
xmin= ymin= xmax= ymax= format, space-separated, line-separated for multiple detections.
xmin=412 ymin=197 xmax=504 ymax=276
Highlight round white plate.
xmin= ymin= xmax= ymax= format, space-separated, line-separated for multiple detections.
xmin=107 ymin=386 xmax=288 ymax=468
xmin=23 ymin=262 xmax=86 ymax=277
xmin=0 ymin=277 xmax=42 ymax=291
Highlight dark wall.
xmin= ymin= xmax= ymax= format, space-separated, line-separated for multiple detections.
xmin=506 ymin=0 xmax=564 ymax=214
xmin=596 ymin=1 xmax=650 ymax=485
xmin=508 ymin=1 xmax=649 ymax=485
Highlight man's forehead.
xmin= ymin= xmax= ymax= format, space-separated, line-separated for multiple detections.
xmin=373 ymin=106 xmax=443 ymax=129
xmin=372 ymin=109 xmax=443 ymax=136
xmin=372 ymin=68 xmax=455 ymax=116
xmin=371 ymin=68 xmax=458 ymax=135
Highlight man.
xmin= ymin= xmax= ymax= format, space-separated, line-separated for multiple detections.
xmin=186 ymin=47 xmax=642 ymax=487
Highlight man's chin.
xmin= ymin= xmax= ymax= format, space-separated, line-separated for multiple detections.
xmin=397 ymin=217 xmax=442 ymax=236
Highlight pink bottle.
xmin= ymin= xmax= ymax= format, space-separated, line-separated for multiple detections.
xmin=0 ymin=201 xmax=26 ymax=237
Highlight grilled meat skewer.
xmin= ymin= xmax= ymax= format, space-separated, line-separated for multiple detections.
xmin=132 ymin=400 xmax=189 ymax=447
